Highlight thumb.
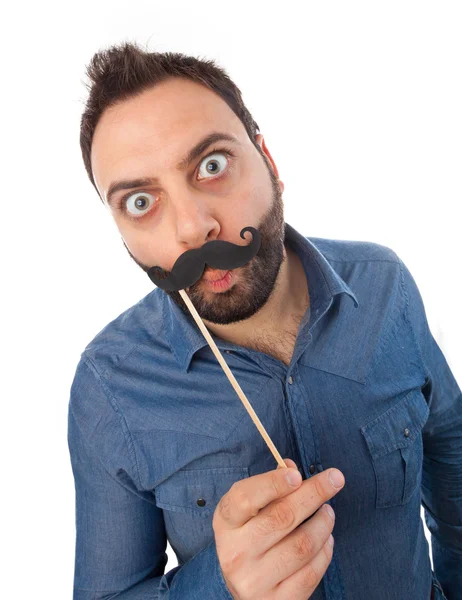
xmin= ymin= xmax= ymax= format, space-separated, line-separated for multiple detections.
xmin=277 ymin=457 xmax=299 ymax=471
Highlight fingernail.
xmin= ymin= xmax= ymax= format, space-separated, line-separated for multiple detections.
xmin=329 ymin=469 xmax=345 ymax=488
xmin=324 ymin=504 xmax=335 ymax=520
xmin=328 ymin=534 xmax=334 ymax=548
xmin=286 ymin=469 xmax=302 ymax=487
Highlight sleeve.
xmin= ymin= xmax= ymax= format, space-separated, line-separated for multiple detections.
xmin=399 ymin=257 xmax=462 ymax=598
xmin=68 ymin=357 xmax=235 ymax=599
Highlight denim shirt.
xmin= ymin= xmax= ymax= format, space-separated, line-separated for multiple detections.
xmin=68 ymin=222 xmax=462 ymax=599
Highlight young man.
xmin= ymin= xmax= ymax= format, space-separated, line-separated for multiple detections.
xmin=68 ymin=42 xmax=460 ymax=599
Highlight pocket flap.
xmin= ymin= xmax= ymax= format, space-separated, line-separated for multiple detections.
xmin=155 ymin=466 xmax=250 ymax=517
xmin=361 ymin=389 xmax=429 ymax=460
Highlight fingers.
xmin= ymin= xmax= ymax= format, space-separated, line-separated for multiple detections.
xmin=212 ymin=460 xmax=344 ymax=600
xmin=214 ymin=458 xmax=303 ymax=530
xmin=259 ymin=502 xmax=335 ymax=590
xmin=242 ymin=467 xmax=344 ymax=556
xmin=277 ymin=458 xmax=298 ymax=470
xmin=275 ymin=529 xmax=334 ymax=599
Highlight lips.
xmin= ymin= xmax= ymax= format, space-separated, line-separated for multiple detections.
xmin=203 ymin=269 xmax=230 ymax=282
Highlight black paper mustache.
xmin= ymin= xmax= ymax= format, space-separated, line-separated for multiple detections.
xmin=147 ymin=226 xmax=261 ymax=291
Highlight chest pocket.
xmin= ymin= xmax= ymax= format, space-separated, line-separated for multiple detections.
xmin=154 ymin=466 xmax=250 ymax=561
xmin=360 ymin=388 xmax=430 ymax=509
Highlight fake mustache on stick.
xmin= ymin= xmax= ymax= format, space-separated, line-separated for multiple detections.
xmin=146 ymin=225 xmax=286 ymax=470
xmin=147 ymin=226 xmax=261 ymax=292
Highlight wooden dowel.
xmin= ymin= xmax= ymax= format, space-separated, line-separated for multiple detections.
xmin=179 ymin=289 xmax=286 ymax=469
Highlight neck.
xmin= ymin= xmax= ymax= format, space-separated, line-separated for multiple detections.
xmin=202 ymin=244 xmax=310 ymax=347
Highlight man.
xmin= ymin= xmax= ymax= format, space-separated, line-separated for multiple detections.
xmin=68 ymin=42 xmax=460 ymax=599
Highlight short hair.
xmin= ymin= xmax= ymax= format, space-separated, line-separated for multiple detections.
xmin=79 ymin=40 xmax=261 ymax=203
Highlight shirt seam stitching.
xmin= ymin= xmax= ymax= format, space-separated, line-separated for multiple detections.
xmin=398 ymin=258 xmax=429 ymax=377
xmin=326 ymin=258 xmax=400 ymax=263
xmin=81 ymin=352 xmax=144 ymax=489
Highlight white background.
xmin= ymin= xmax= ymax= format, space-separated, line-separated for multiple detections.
xmin=2 ymin=1 xmax=461 ymax=597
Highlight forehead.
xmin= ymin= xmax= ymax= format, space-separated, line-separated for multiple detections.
xmin=91 ymin=77 xmax=246 ymax=198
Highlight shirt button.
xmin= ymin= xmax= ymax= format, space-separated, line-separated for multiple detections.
xmin=309 ymin=464 xmax=316 ymax=474
xmin=196 ymin=498 xmax=206 ymax=507
xmin=403 ymin=428 xmax=410 ymax=437
xmin=288 ymin=376 xmax=293 ymax=384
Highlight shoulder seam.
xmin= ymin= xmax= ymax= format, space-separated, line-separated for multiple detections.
xmin=307 ymin=237 xmax=399 ymax=264
xmin=325 ymin=258 xmax=400 ymax=264
xmin=81 ymin=353 xmax=143 ymax=489
xmin=68 ymin=402 xmax=132 ymax=494
xmin=397 ymin=258 xmax=429 ymax=377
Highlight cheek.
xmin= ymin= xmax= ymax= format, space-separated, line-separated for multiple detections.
xmin=223 ymin=180 xmax=270 ymax=227
xmin=242 ymin=161 xmax=274 ymax=209
xmin=118 ymin=226 xmax=160 ymax=264
xmin=122 ymin=230 xmax=185 ymax=273
xmin=245 ymin=181 xmax=273 ymax=217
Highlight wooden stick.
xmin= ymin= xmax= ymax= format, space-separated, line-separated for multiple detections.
xmin=179 ymin=289 xmax=286 ymax=469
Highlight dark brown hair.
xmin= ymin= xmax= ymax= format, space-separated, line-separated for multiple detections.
xmin=79 ymin=40 xmax=262 ymax=203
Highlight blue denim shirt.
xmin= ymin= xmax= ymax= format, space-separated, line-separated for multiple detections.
xmin=68 ymin=222 xmax=462 ymax=599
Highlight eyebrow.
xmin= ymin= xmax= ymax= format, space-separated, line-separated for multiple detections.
xmin=105 ymin=131 xmax=240 ymax=207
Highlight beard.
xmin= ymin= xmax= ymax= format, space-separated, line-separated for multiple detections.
xmin=122 ymin=156 xmax=286 ymax=325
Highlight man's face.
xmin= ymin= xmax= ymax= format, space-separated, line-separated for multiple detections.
xmin=91 ymin=77 xmax=286 ymax=325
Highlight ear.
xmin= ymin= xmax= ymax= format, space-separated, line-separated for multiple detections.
xmin=256 ymin=134 xmax=284 ymax=192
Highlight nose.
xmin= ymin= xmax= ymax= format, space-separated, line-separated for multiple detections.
xmin=173 ymin=191 xmax=221 ymax=248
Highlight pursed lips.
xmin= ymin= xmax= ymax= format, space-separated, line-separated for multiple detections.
xmin=202 ymin=268 xmax=230 ymax=282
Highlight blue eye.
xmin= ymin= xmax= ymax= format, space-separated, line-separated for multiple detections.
xmin=125 ymin=192 xmax=157 ymax=217
xmin=197 ymin=151 xmax=230 ymax=180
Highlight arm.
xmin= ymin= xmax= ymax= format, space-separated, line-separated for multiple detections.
xmin=68 ymin=358 xmax=234 ymax=599
xmin=399 ymin=258 xmax=462 ymax=598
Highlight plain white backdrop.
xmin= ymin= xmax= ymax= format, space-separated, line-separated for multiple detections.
xmin=2 ymin=1 xmax=461 ymax=597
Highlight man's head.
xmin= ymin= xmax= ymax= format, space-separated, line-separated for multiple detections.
xmin=82 ymin=41 xmax=287 ymax=325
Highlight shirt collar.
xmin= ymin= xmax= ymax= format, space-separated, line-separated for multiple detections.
xmin=161 ymin=221 xmax=359 ymax=373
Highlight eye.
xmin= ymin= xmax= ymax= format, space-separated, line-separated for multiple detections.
xmin=197 ymin=151 xmax=229 ymax=180
xmin=124 ymin=192 xmax=156 ymax=217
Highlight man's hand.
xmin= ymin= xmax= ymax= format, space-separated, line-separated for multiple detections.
xmin=213 ymin=458 xmax=345 ymax=599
